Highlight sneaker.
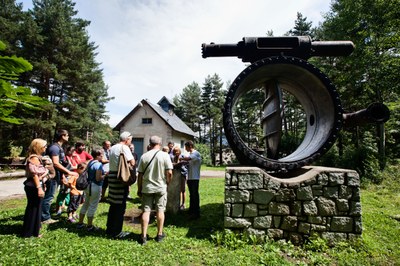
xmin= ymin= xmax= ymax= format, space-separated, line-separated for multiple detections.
xmin=68 ymin=218 xmax=76 ymax=223
xmin=156 ymin=233 xmax=166 ymax=242
xmin=179 ymin=204 xmax=185 ymax=210
xmin=42 ymin=218 xmax=58 ymax=224
xmin=55 ymin=210 xmax=62 ymax=216
xmin=140 ymin=236 xmax=147 ymax=245
xmin=76 ymin=223 xmax=85 ymax=229
xmin=114 ymin=231 xmax=130 ymax=239
xmin=87 ymin=225 xmax=99 ymax=232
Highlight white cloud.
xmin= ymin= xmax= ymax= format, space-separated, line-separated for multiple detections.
xmin=21 ymin=0 xmax=331 ymax=127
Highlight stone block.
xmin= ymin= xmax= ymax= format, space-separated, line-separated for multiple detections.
xmin=329 ymin=172 xmax=345 ymax=185
xmin=281 ymin=216 xmax=298 ymax=231
xmin=225 ymin=172 xmax=232 ymax=186
xmin=254 ymin=215 xmax=272 ymax=229
xmin=317 ymin=197 xmax=337 ymax=216
xmin=297 ymin=186 xmax=314 ymax=200
xmin=224 ymin=203 xmax=231 ymax=216
xmin=303 ymin=201 xmax=318 ymax=216
xmin=308 ymin=216 xmax=324 ymax=225
xmin=267 ymin=229 xmax=283 ymax=239
xmin=349 ymin=201 xmax=362 ymax=216
xmin=244 ymin=204 xmax=258 ymax=217
xmin=266 ymin=179 xmax=281 ymax=191
xmin=224 ymin=217 xmax=251 ymax=228
xmin=317 ymin=173 xmax=329 ymax=185
xmin=238 ymin=174 xmax=264 ymax=190
xmin=331 ymin=217 xmax=353 ymax=232
xmin=339 ymin=185 xmax=353 ymax=199
xmin=225 ymin=190 xmax=250 ymax=203
xmin=354 ymin=216 xmax=362 ymax=233
xmin=347 ymin=172 xmax=360 ymax=187
xmin=276 ymin=188 xmax=296 ymax=202
xmin=269 ymin=202 xmax=290 ymax=215
xmin=310 ymin=224 xmax=327 ymax=232
xmin=273 ymin=216 xmax=282 ymax=228
xmin=336 ymin=199 xmax=349 ymax=212
xmin=291 ymin=201 xmax=302 ymax=215
xmin=298 ymin=222 xmax=311 ymax=234
xmin=323 ymin=186 xmax=339 ymax=199
xmin=253 ymin=190 xmax=275 ymax=204
xmin=232 ymin=204 xmax=243 ymax=217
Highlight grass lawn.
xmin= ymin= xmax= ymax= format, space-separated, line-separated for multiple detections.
xmin=1 ymin=166 xmax=400 ymax=265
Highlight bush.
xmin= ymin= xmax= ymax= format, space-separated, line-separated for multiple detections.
xmin=195 ymin=143 xmax=211 ymax=166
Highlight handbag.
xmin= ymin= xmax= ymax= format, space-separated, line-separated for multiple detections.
xmin=117 ymin=146 xmax=136 ymax=186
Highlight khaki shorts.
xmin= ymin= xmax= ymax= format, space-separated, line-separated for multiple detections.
xmin=141 ymin=191 xmax=167 ymax=212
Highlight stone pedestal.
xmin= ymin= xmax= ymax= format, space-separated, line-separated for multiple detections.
xmin=224 ymin=166 xmax=362 ymax=245
xmin=167 ymin=169 xmax=181 ymax=214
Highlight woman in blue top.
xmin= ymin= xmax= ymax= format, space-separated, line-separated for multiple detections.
xmin=76 ymin=148 xmax=105 ymax=231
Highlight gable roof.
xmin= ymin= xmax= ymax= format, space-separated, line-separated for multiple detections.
xmin=114 ymin=98 xmax=196 ymax=137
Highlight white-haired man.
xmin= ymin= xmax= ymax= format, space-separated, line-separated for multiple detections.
xmin=106 ymin=131 xmax=135 ymax=239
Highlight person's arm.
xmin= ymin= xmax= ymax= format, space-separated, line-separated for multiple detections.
xmin=137 ymin=172 xmax=143 ymax=197
xmin=85 ymin=151 xmax=94 ymax=161
xmin=52 ymin=155 xmax=78 ymax=177
xmin=29 ymin=157 xmax=45 ymax=197
xmin=165 ymin=169 xmax=172 ymax=185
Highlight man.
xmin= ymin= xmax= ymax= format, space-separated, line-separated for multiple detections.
xmin=106 ymin=131 xmax=135 ymax=238
xmin=137 ymin=136 xmax=173 ymax=245
xmin=42 ymin=129 xmax=78 ymax=224
xmin=181 ymin=140 xmax=202 ymax=220
xmin=73 ymin=141 xmax=93 ymax=163
xmin=100 ymin=140 xmax=111 ymax=201
xmin=167 ymin=141 xmax=174 ymax=161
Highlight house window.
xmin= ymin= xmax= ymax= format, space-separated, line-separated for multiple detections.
xmin=142 ymin=118 xmax=152 ymax=124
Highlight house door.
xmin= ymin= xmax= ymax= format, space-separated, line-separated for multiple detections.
xmin=132 ymin=138 xmax=144 ymax=161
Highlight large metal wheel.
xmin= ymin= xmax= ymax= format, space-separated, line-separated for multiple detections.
xmin=223 ymin=56 xmax=343 ymax=172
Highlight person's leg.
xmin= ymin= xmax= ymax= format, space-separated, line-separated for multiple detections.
xmin=22 ymin=185 xmax=36 ymax=237
xmin=187 ymin=180 xmax=195 ymax=215
xmin=192 ymin=180 xmax=200 ymax=217
xmin=141 ymin=211 xmax=150 ymax=238
xmin=156 ymin=211 xmax=165 ymax=235
xmin=154 ymin=191 xmax=167 ymax=241
xmin=78 ymin=191 xmax=90 ymax=224
xmin=41 ymin=179 xmax=57 ymax=222
xmin=101 ymin=175 xmax=108 ymax=201
xmin=86 ymin=184 xmax=101 ymax=227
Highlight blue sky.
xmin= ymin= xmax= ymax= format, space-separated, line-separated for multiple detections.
xmin=20 ymin=0 xmax=331 ymax=127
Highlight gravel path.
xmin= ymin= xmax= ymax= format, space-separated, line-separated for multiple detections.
xmin=0 ymin=170 xmax=225 ymax=200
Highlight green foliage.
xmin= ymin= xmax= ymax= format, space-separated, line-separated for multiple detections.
xmin=0 ymin=0 xmax=113 ymax=151
xmin=0 ymin=40 xmax=49 ymax=125
xmin=8 ymin=141 xmax=22 ymax=158
xmin=195 ymin=143 xmax=211 ymax=166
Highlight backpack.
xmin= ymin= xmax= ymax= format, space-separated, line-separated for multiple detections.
xmin=75 ymin=161 xmax=94 ymax=190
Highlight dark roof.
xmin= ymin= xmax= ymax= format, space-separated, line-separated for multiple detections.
xmin=114 ymin=98 xmax=196 ymax=137
xmin=146 ymin=99 xmax=196 ymax=136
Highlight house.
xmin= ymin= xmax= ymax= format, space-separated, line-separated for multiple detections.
xmin=113 ymin=96 xmax=196 ymax=159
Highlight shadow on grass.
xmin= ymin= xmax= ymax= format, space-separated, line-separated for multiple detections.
xmin=0 ymin=214 xmax=24 ymax=236
xmin=165 ymin=202 xmax=224 ymax=240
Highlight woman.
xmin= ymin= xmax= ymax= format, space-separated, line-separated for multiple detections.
xmin=172 ymin=146 xmax=188 ymax=210
xmin=77 ymin=148 xmax=105 ymax=231
xmin=21 ymin=138 xmax=49 ymax=237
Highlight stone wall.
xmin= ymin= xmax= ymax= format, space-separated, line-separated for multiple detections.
xmin=224 ymin=166 xmax=362 ymax=245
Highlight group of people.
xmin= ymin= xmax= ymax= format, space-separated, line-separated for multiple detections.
xmin=21 ymin=129 xmax=202 ymax=245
